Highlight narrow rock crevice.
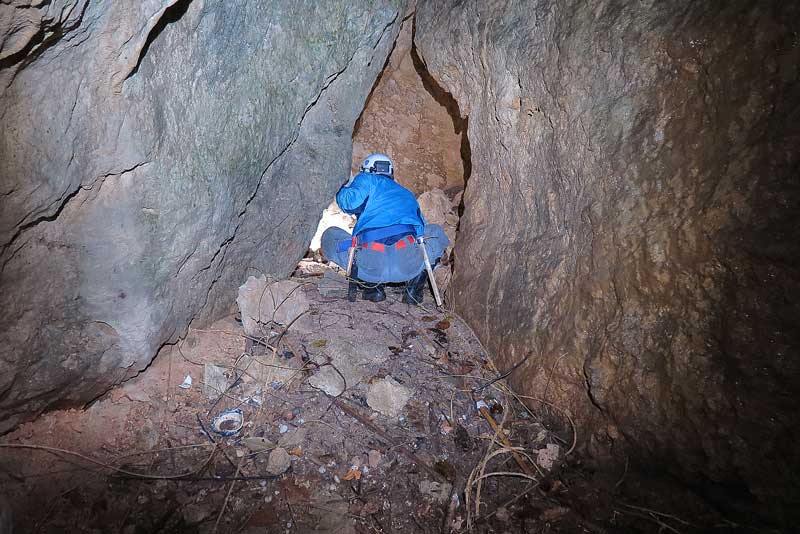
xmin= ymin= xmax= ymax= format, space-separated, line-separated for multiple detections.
xmin=121 ymin=0 xmax=193 ymax=83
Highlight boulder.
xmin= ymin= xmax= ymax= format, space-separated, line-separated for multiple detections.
xmin=0 ymin=0 xmax=409 ymax=433
xmin=416 ymin=0 xmax=800 ymax=523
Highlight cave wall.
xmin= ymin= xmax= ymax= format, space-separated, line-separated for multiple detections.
xmin=0 ymin=0 xmax=408 ymax=432
xmin=351 ymin=10 xmax=465 ymax=196
xmin=416 ymin=0 xmax=800 ymax=522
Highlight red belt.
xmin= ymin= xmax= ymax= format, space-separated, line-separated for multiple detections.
xmin=359 ymin=235 xmax=415 ymax=252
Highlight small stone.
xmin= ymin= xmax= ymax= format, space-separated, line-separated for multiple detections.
xmin=182 ymin=503 xmax=210 ymax=524
xmin=203 ymin=364 xmax=228 ymax=399
xmin=496 ymin=506 xmax=510 ymax=522
xmin=366 ymin=377 xmax=413 ymax=418
xmin=537 ymin=443 xmax=560 ymax=471
xmin=242 ymin=436 xmax=274 ymax=452
xmin=123 ymin=386 xmax=152 ymax=402
xmin=419 ymin=480 xmax=452 ymax=502
xmin=368 ymin=450 xmax=382 ymax=468
xmin=266 ymin=447 xmax=292 ymax=475
xmin=540 ymin=506 xmax=569 ymax=521
xmin=278 ymin=424 xmax=289 ymax=434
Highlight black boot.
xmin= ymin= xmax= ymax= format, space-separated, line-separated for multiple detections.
xmin=362 ymin=284 xmax=386 ymax=302
xmin=402 ymin=270 xmax=428 ymax=305
xmin=347 ymin=264 xmax=359 ymax=302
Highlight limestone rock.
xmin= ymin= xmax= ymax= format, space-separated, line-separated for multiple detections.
xmin=266 ymin=447 xmax=292 ymax=476
xmin=0 ymin=0 xmax=409 ymax=433
xmin=237 ymin=276 xmax=318 ymax=337
xmin=418 ymin=188 xmax=458 ymax=243
xmin=308 ymin=330 xmax=390 ymax=397
xmin=203 ymin=364 xmax=227 ymax=399
xmin=416 ymin=0 xmax=800 ymax=522
xmin=366 ymin=377 xmax=412 ymax=418
xmin=351 ymin=13 xmax=465 ymax=196
xmin=536 ymin=444 xmax=560 ymax=471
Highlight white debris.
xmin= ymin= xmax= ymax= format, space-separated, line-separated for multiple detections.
xmin=178 ymin=375 xmax=192 ymax=389
xmin=309 ymin=201 xmax=356 ymax=252
xmin=537 ymin=443 xmax=561 ymax=471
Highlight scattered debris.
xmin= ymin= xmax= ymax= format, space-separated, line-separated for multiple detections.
xmin=211 ymin=409 xmax=244 ymax=436
xmin=278 ymin=428 xmax=307 ymax=449
xmin=1 ymin=266 xmax=592 ymax=533
xmin=366 ymin=377 xmax=413 ymax=418
xmin=178 ymin=374 xmax=192 ymax=390
xmin=182 ymin=503 xmax=211 ymax=524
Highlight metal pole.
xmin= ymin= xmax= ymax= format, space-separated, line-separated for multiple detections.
xmin=345 ymin=236 xmax=357 ymax=276
xmin=418 ymin=236 xmax=443 ymax=307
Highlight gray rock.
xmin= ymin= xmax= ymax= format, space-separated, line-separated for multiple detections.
xmin=416 ymin=0 xmax=800 ymax=522
xmin=266 ymin=447 xmax=292 ymax=475
xmin=278 ymin=427 xmax=307 ymax=449
xmin=202 ymin=364 xmax=227 ymax=399
xmin=0 ymin=0 xmax=408 ymax=432
xmin=316 ymin=270 xmax=349 ymax=298
xmin=418 ymin=188 xmax=458 ymax=243
xmin=242 ymin=436 xmax=275 ymax=453
xmin=418 ymin=480 xmax=452 ymax=503
xmin=366 ymin=377 xmax=412 ymax=418
xmin=237 ymin=276 xmax=318 ymax=337
xmin=182 ymin=503 xmax=211 ymax=524
xmin=308 ymin=329 xmax=391 ymax=396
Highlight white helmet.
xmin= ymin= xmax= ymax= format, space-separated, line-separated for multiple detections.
xmin=360 ymin=153 xmax=394 ymax=177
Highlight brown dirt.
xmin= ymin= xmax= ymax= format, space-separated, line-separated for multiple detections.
xmin=0 ymin=270 xmax=734 ymax=533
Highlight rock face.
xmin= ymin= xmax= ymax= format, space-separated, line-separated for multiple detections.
xmin=0 ymin=0 xmax=408 ymax=432
xmin=416 ymin=0 xmax=800 ymax=523
xmin=351 ymin=11 xmax=466 ymax=196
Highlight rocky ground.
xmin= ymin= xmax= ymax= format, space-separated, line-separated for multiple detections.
xmin=0 ymin=264 xmax=747 ymax=533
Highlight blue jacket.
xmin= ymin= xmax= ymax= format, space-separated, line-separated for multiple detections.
xmin=336 ymin=172 xmax=426 ymax=238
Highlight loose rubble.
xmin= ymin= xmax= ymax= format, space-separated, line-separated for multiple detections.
xmin=0 ymin=261 xmax=658 ymax=534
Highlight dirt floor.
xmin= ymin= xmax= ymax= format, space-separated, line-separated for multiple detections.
xmin=0 ymin=265 xmax=753 ymax=533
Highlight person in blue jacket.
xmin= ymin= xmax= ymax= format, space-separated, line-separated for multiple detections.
xmin=321 ymin=153 xmax=449 ymax=304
